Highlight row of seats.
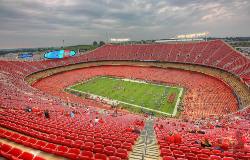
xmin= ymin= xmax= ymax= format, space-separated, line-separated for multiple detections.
xmin=0 ymin=142 xmax=45 ymax=160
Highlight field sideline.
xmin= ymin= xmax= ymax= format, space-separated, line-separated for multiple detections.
xmin=68 ymin=76 xmax=183 ymax=115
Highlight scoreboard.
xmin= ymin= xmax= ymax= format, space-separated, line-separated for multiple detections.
xmin=44 ymin=50 xmax=76 ymax=59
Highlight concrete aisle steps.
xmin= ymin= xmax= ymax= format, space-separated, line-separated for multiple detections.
xmin=129 ymin=118 xmax=160 ymax=160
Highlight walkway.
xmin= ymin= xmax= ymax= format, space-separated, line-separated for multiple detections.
xmin=129 ymin=118 xmax=160 ymax=160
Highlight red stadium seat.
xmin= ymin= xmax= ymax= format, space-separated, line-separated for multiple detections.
xmin=19 ymin=152 xmax=34 ymax=160
xmin=104 ymin=146 xmax=116 ymax=156
xmin=33 ymin=156 xmax=46 ymax=160
xmin=8 ymin=147 xmax=23 ymax=158
xmin=95 ymin=153 xmax=107 ymax=160
xmin=109 ymin=156 xmax=121 ymax=160
xmin=93 ymin=144 xmax=104 ymax=153
xmin=163 ymin=156 xmax=176 ymax=160
xmin=210 ymin=155 xmax=222 ymax=160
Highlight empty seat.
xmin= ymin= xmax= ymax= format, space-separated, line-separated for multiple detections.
xmin=201 ymin=149 xmax=211 ymax=155
xmin=223 ymin=151 xmax=234 ymax=157
xmin=74 ymin=140 xmax=84 ymax=149
xmin=115 ymin=148 xmax=128 ymax=159
xmin=1 ymin=144 xmax=12 ymax=152
xmin=161 ymin=148 xmax=173 ymax=156
xmin=34 ymin=140 xmax=47 ymax=150
xmin=109 ymin=156 xmax=121 ymax=160
xmin=17 ymin=136 xmax=28 ymax=144
xmin=19 ymin=152 xmax=34 ymax=160
xmin=8 ymin=147 xmax=23 ymax=158
xmin=222 ymin=157 xmax=235 ymax=160
xmin=185 ymin=152 xmax=198 ymax=160
xmin=191 ymin=147 xmax=201 ymax=154
xmin=163 ymin=156 xmax=176 ymax=160
xmin=68 ymin=148 xmax=80 ymax=155
xmin=80 ymin=150 xmax=94 ymax=159
xmin=10 ymin=133 xmax=21 ymax=141
xmin=197 ymin=153 xmax=209 ymax=160
xmin=95 ymin=153 xmax=107 ymax=160
xmin=33 ymin=156 xmax=46 ymax=160
xmin=103 ymin=139 xmax=112 ymax=146
xmin=211 ymin=150 xmax=222 ymax=156
xmin=173 ymin=150 xmax=185 ymax=158
xmin=179 ymin=146 xmax=191 ymax=153
xmin=210 ymin=155 xmax=222 ymax=160
xmin=44 ymin=143 xmax=57 ymax=153
xmin=26 ymin=138 xmax=37 ymax=147
xmin=93 ymin=144 xmax=104 ymax=153
xmin=56 ymin=145 xmax=69 ymax=157
xmin=104 ymin=146 xmax=116 ymax=156
xmin=84 ymin=142 xmax=94 ymax=151
xmin=66 ymin=148 xmax=80 ymax=159
xmin=112 ymin=141 xmax=122 ymax=148
xmin=121 ymin=142 xmax=132 ymax=151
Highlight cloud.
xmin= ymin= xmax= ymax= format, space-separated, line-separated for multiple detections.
xmin=0 ymin=0 xmax=249 ymax=48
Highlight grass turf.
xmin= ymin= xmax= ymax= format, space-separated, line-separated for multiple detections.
xmin=70 ymin=76 xmax=182 ymax=115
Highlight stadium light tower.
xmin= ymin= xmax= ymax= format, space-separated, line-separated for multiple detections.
xmin=106 ymin=32 xmax=109 ymax=43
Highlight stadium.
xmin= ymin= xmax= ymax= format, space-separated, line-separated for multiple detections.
xmin=0 ymin=38 xmax=250 ymax=160
xmin=1 ymin=0 xmax=250 ymax=160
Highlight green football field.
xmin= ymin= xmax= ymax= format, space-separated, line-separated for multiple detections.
xmin=69 ymin=76 xmax=183 ymax=115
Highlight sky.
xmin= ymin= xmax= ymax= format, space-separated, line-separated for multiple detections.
xmin=0 ymin=0 xmax=249 ymax=49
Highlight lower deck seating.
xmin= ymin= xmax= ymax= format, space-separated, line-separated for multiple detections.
xmin=33 ymin=65 xmax=239 ymax=119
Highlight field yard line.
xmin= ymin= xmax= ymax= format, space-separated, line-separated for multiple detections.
xmin=68 ymin=88 xmax=178 ymax=116
xmin=173 ymin=88 xmax=183 ymax=116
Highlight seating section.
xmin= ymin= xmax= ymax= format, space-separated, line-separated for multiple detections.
xmin=1 ymin=40 xmax=249 ymax=86
xmin=0 ymin=108 xmax=143 ymax=159
xmin=155 ymin=114 xmax=250 ymax=160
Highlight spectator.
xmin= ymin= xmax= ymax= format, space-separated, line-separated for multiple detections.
xmin=44 ymin=110 xmax=50 ymax=119
xmin=25 ymin=106 xmax=32 ymax=112
xmin=213 ymin=138 xmax=227 ymax=152
xmin=94 ymin=117 xmax=99 ymax=125
xmin=89 ymin=120 xmax=93 ymax=127
xmin=132 ymin=126 xmax=141 ymax=135
xmin=70 ymin=111 xmax=75 ymax=118
xmin=197 ymin=129 xmax=206 ymax=134
xmin=166 ymin=132 xmax=175 ymax=144
xmin=201 ymin=137 xmax=212 ymax=147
